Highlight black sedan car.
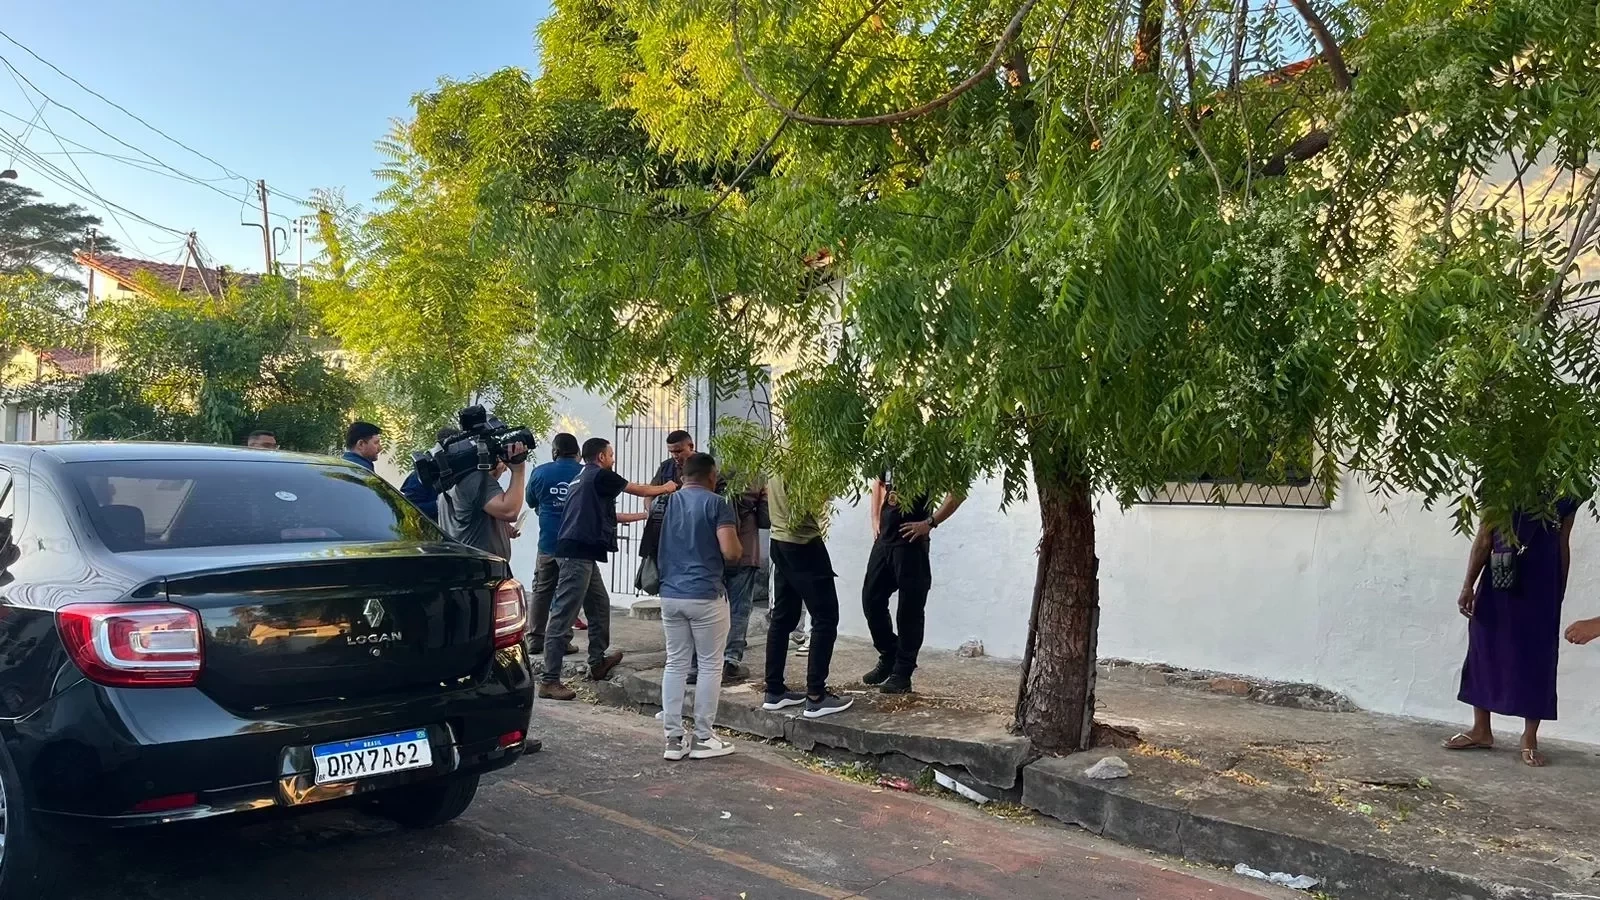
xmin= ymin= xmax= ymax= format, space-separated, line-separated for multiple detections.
xmin=0 ymin=443 xmax=535 ymax=898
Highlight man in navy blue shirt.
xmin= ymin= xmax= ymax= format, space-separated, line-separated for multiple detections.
xmin=539 ymin=437 xmax=677 ymax=701
xmin=342 ymin=421 xmax=382 ymax=472
xmin=525 ymin=433 xmax=583 ymax=655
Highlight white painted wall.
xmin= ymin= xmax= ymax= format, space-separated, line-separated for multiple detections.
xmin=821 ymin=474 xmax=1600 ymax=744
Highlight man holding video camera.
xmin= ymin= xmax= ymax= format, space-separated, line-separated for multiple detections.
xmin=438 ymin=436 xmax=527 ymax=562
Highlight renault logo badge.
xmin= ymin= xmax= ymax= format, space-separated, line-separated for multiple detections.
xmin=363 ymin=599 xmax=386 ymax=629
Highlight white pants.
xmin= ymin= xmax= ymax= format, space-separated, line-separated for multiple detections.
xmin=660 ymin=596 xmax=730 ymax=742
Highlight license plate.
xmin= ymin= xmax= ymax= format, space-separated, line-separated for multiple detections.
xmin=312 ymin=729 xmax=432 ymax=785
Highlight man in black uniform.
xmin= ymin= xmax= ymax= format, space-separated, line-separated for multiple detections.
xmin=861 ymin=469 xmax=965 ymax=694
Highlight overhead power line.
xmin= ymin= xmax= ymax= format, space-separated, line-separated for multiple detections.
xmin=0 ymin=31 xmax=317 ymax=217
xmin=0 ymin=128 xmax=186 ymax=238
xmin=0 ymin=54 xmax=247 ymax=208
xmin=0 ymin=28 xmax=253 ymax=186
xmin=1 ymin=60 xmax=146 ymax=254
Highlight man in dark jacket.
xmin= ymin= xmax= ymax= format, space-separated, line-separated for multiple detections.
xmin=539 ymin=437 xmax=677 ymax=700
xmin=400 ymin=427 xmax=458 ymax=522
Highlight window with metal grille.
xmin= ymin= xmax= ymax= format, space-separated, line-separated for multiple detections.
xmin=1137 ymin=436 xmax=1330 ymax=509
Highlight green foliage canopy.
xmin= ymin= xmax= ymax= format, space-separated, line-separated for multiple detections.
xmin=308 ymin=121 xmax=552 ymax=458
xmin=441 ymin=0 xmax=1600 ymax=532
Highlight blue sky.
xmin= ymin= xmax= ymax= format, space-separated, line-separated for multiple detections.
xmin=0 ymin=0 xmax=550 ymax=272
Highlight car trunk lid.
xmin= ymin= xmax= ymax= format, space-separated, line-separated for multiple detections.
xmin=152 ymin=543 xmax=507 ymax=712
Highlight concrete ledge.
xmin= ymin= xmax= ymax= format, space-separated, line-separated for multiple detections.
xmin=1023 ymin=755 xmax=1571 ymax=900
xmin=788 ymin=709 xmax=1032 ymax=790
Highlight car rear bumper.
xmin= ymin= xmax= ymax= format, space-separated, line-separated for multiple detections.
xmin=8 ymin=646 xmax=536 ymax=826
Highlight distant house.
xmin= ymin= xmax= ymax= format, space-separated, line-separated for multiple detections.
xmin=1 ymin=253 xmax=265 ymax=443
xmin=1 ymin=346 xmax=95 ymax=441
xmin=75 ymin=251 xmax=261 ymax=303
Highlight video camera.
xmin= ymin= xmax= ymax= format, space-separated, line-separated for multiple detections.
xmin=412 ymin=404 xmax=535 ymax=494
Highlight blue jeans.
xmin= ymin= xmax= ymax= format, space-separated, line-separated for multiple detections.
xmin=722 ymin=565 xmax=758 ymax=664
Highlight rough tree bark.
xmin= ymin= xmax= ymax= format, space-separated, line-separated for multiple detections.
xmin=1013 ymin=449 xmax=1101 ymax=752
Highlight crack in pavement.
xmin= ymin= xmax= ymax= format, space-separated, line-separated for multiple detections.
xmin=838 ymin=858 xmax=943 ymax=899
xmin=459 ymin=819 xmax=675 ymax=900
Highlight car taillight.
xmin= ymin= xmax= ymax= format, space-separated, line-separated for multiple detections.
xmin=492 ymin=579 xmax=526 ymax=650
xmin=57 ymin=603 xmax=204 ymax=687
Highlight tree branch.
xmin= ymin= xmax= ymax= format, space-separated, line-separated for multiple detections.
xmin=1260 ymin=129 xmax=1329 ymax=177
xmin=1285 ymin=0 xmax=1352 ymax=92
xmin=731 ymin=0 xmax=1043 ymax=128
xmin=1536 ymin=175 xmax=1600 ymax=324
xmin=1227 ymin=0 xmax=1248 ymax=90
xmin=704 ymin=0 xmax=897 ymax=216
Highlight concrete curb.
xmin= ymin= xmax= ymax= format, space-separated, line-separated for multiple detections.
xmin=584 ymin=667 xmax=1574 ymax=900
xmin=1022 ymin=757 xmax=1559 ymax=900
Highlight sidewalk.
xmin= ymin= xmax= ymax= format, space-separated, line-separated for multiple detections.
xmin=557 ymin=606 xmax=1600 ymax=900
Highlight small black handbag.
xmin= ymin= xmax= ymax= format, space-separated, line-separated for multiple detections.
xmin=1490 ymin=545 xmax=1523 ymax=591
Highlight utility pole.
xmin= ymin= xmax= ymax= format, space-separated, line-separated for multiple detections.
xmin=84 ymin=227 xmax=96 ymax=307
xmin=291 ymin=215 xmax=317 ymax=301
xmin=256 ymin=179 xmax=274 ymax=273
xmin=86 ymin=227 xmax=98 ymax=372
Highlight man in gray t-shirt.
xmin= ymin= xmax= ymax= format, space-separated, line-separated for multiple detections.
xmin=656 ymin=452 xmax=742 ymax=761
xmin=439 ymin=440 xmax=528 ymax=560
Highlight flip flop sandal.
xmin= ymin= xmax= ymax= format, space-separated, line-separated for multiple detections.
xmin=1521 ymin=748 xmax=1547 ymax=767
xmin=1443 ymin=733 xmax=1493 ymax=750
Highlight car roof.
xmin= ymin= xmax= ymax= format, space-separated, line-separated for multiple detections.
xmin=0 ymin=442 xmax=341 ymax=465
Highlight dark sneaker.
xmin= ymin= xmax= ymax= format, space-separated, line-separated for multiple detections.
xmin=663 ymin=736 xmax=688 ymax=761
xmin=878 ymin=674 xmax=913 ymax=694
xmin=803 ymin=693 xmax=854 ymax=718
xmin=723 ymin=660 xmax=749 ymax=682
xmin=762 ymin=691 xmax=806 ymax=711
xmin=589 ymin=649 xmax=624 ymax=681
xmin=574 ymin=618 xmax=588 ymax=630
xmin=862 ymin=659 xmax=894 ymax=685
xmin=538 ymin=682 xmax=578 ymax=701
xmin=565 ymin=639 xmax=580 ymax=654
xmin=689 ymin=736 xmax=736 ymax=759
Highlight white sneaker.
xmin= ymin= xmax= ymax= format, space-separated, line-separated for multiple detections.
xmin=663 ymin=736 xmax=688 ymax=761
xmin=795 ymin=633 xmax=811 ymax=656
xmin=688 ymin=736 xmax=736 ymax=759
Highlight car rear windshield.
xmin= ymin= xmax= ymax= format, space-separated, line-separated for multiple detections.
xmin=65 ymin=459 xmax=442 ymax=552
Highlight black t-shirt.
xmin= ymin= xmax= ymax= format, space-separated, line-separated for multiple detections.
xmin=554 ymin=464 xmax=630 ymax=561
xmin=877 ymin=470 xmax=932 ymax=547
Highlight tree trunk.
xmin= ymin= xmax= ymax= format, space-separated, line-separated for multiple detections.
xmin=1013 ymin=451 xmax=1100 ymax=753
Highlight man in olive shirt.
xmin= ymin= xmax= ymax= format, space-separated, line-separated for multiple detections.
xmin=761 ymin=472 xmax=852 ymax=718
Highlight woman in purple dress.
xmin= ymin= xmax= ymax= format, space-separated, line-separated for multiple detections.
xmin=1445 ymin=498 xmax=1578 ymax=767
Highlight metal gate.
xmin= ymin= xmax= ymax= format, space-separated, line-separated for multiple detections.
xmin=608 ymin=384 xmax=704 ymax=596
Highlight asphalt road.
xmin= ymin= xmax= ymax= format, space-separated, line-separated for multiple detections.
xmin=64 ymin=702 xmax=1291 ymax=900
